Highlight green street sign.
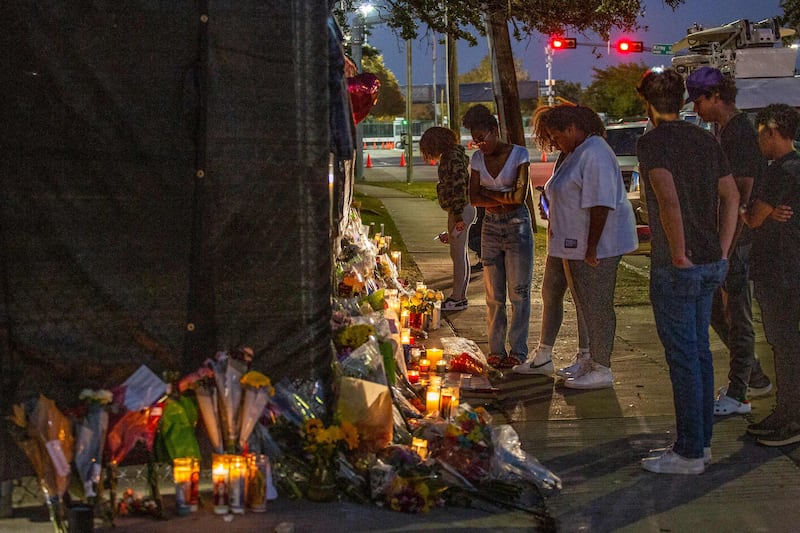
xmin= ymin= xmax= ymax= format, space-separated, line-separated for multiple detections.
xmin=651 ymin=43 xmax=673 ymax=55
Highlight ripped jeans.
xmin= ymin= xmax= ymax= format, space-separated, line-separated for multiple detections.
xmin=481 ymin=205 xmax=534 ymax=358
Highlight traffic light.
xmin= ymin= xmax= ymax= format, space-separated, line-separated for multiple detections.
xmin=615 ymin=38 xmax=644 ymax=54
xmin=549 ymin=36 xmax=577 ymax=50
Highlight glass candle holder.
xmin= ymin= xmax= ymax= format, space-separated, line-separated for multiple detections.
xmin=425 ymin=388 xmax=440 ymax=415
xmin=228 ymin=455 xmax=246 ymax=514
xmin=212 ymin=454 xmax=230 ymax=515
xmin=418 ymin=358 xmax=430 ymax=373
xmin=173 ymin=458 xmax=193 ymax=516
xmin=407 ymin=369 xmax=420 ymax=384
xmin=426 ymin=348 xmax=443 ymax=366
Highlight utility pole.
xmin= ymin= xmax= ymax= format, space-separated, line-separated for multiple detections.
xmin=405 ymin=39 xmax=414 ymax=183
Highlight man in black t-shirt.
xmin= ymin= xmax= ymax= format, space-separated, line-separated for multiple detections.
xmin=686 ymin=67 xmax=773 ymax=415
xmin=635 ymin=68 xmax=740 ymax=475
xmin=739 ymin=103 xmax=800 ymax=447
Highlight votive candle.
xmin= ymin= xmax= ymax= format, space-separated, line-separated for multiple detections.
xmin=418 ymin=358 xmax=430 ymax=373
xmin=426 ymin=348 xmax=443 ymax=366
xmin=425 ymin=388 xmax=440 ymax=415
xmin=212 ymin=454 xmax=230 ymax=515
xmin=407 ymin=369 xmax=420 ymax=384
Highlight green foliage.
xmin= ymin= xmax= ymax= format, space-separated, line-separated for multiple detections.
xmin=383 ymin=1 xmax=686 ymax=46
xmin=459 ymin=54 xmax=530 ymax=83
xmin=582 ymin=62 xmax=649 ymax=119
xmin=361 ymin=49 xmax=406 ymax=118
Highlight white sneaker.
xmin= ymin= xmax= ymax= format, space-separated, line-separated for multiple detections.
xmin=714 ymin=389 xmax=751 ymax=416
xmin=649 ymin=444 xmax=711 ymax=465
xmin=556 ymin=352 xmax=592 ymax=378
xmin=512 ymin=348 xmax=554 ymax=376
xmin=641 ymin=450 xmax=704 ymax=474
xmin=563 ymin=363 xmax=613 ymax=389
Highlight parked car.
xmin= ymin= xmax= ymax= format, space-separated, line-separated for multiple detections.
xmin=604 ymin=120 xmax=649 ymax=192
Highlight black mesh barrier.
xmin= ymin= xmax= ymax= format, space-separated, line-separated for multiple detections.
xmin=0 ymin=1 xmax=332 ymax=479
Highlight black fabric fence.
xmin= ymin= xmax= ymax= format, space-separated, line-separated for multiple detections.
xmin=0 ymin=1 xmax=332 ymax=479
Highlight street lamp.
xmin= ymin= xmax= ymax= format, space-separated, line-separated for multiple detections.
xmin=351 ymin=4 xmax=375 ymax=181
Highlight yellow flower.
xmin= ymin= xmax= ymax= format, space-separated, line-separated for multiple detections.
xmin=240 ymin=371 xmax=275 ymax=395
xmin=340 ymin=421 xmax=359 ymax=450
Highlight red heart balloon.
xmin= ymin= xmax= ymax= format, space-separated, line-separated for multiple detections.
xmin=348 ymin=73 xmax=380 ymax=125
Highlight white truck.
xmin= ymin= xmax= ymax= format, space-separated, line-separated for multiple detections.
xmin=632 ymin=17 xmax=800 ymax=227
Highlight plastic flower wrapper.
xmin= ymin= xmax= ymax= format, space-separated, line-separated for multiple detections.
xmin=7 ymin=396 xmax=75 ymax=533
xmin=194 ymin=379 xmax=222 ymax=453
xmin=210 ymin=351 xmax=246 ymax=452
xmin=238 ymin=370 xmax=275 ymax=450
xmin=333 ymin=322 xmax=376 ymax=361
xmin=490 ymin=424 xmax=562 ymax=492
xmin=113 ymin=365 xmax=168 ymax=412
xmin=440 ymin=337 xmax=489 ymax=375
xmin=74 ymin=389 xmax=112 ymax=500
xmin=106 ymin=400 xmax=164 ymax=465
xmin=157 ymin=396 xmax=201 ymax=461
xmin=339 ymin=336 xmax=388 ymax=386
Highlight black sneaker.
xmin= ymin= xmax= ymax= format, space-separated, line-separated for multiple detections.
xmin=442 ymin=297 xmax=468 ymax=311
xmin=757 ymin=421 xmax=800 ymax=447
xmin=747 ymin=411 xmax=787 ymax=436
xmin=471 ymin=261 xmax=483 ymax=272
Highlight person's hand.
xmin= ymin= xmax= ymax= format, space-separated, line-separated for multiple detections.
xmin=672 ymin=255 xmax=694 ymax=269
xmin=584 ymin=246 xmax=599 ymax=267
xmin=438 ymin=230 xmax=449 ymax=244
xmin=770 ymin=204 xmax=793 ymax=222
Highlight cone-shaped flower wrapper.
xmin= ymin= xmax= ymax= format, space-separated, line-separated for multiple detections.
xmin=211 ymin=355 xmax=245 ymax=452
xmin=238 ymin=371 xmax=275 ymax=449
xmin=28 ymin=395 xmax=75 ymax=497
xmin=74 ymin=400 xmax=109 ymax=498
xmin=195 ymin=383 xmax=222 ymax=453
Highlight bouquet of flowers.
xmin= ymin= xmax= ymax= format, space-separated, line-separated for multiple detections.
xmin=238 ymin=370 xmax=275 ymax=450
xmin=303 ymin=418 xmax=359 ymax=471
xmin=210 ymin=352 xmax=247 ymax=453
xmin=74 ymin=389 xmax=112 ymax=501
xmin=376 ymin=445 xmax=445 ymax=514
xmin=403 ymin=288 xmax=436 ymax=315
xmin=7 ymin=395 xmax=75 ymax=532
xmin=428 ymin=404 xmax=493 ymax=483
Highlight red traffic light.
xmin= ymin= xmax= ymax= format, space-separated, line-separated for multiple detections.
xmin=549 ymin=36 xmax=577 ymax=50
xmin=615 ymin=38 xmax=644 ymax=54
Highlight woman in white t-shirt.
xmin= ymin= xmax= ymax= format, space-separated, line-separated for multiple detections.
xmin=526 ymin=105 xmax=637 ymax=389
xmin=463 ymin=105 xmax=534 ymax=369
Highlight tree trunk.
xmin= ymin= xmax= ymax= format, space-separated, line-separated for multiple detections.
xmin=446 ymin=32 xmax=459 ymax=135
xmin=485 ymin=10 xmax=537 ymax=230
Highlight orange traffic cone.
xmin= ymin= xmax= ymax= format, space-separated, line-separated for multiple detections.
xmin=399 ymin=152 xmax=406 ymax=167
xmin=372 ymin=142 xmax=377 ymax=150
xmin=366 ymin=154 xmax=373 ymax=168
xmin=428 ymin=159 xmax=436 ymax=166
xmin=541 ymin=150 xmax=547 ymax=162
xmin=363 ymin=141 xmax=367 ymax=150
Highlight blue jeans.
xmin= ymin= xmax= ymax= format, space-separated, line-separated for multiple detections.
xmin=710 ymin=243 xmax=769 ymax=399
xmin=650 ymin=260 xmax=728 ymax=459
xmin=482 ymin=206 xmax=534 ymax=358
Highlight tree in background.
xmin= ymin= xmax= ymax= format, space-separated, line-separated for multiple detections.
xmin=457 ymin=54 xmax=534 ymax=119
xmin=382 ymin=0 xmax=685 ymax=149
xmin=582 ymin=63 xmax=649 ymax=120
xmin=781 ymin=0 xmax=800 ymax=34
xmin=360 ymin=46 xmax=406 ymax=119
